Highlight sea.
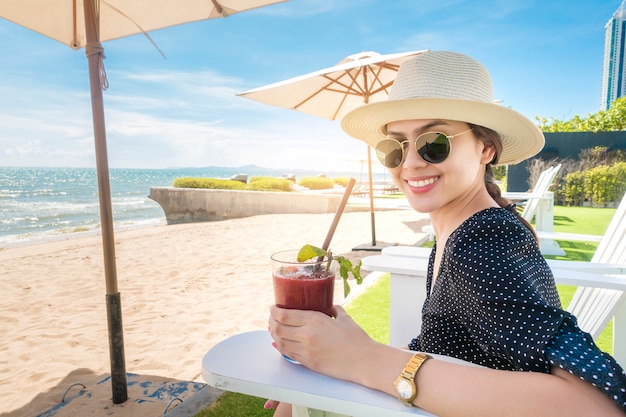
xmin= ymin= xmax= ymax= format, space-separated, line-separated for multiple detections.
xmin=0 ymin=165 xmax=379 ymax=247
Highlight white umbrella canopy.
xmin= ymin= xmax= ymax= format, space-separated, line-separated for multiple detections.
xmin=239 ymin=50 xmax=428 ymax=249
xmin=1 ymin=0 xmax=283 ymax=48
xmin=0 ymin=0 xmax=286 ymax=405
xmin=240 ymin=50 xmax=428 ymax=119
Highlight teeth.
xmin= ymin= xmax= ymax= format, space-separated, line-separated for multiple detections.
xmin=407 ymin=177 xmax=437 ymax=188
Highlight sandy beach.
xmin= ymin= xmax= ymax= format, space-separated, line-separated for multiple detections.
xmin=0 ymin=208 xmax=429 ymax=417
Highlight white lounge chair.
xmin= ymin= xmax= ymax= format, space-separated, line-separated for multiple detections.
xmin=495 ymin=163 xmax=561 ymax=220
xmin=562 ymin=193 xmax=626 ymax=349
xmin=502 ymin=163 xmax=566 ymax=255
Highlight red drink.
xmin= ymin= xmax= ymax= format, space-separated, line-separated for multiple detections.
xmin=273 ymin=269 xmax=335 ymax=316
xmin=271 ymin=250 xmax=335 ymax=317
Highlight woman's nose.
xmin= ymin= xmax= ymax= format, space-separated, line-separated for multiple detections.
xmin=402 ymin=141 xmax=428 ymax=169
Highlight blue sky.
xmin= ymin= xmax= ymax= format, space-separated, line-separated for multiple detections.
xmin=0 ymin=0 xmax=622 ymax=172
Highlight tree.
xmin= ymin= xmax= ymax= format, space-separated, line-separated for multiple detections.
xmin=536 ymin=97 xmax=626 ymax=132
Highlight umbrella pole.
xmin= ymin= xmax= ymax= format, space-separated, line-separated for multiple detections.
xmin=84 ymin=0 xmax=128 ymax=404
xmin=367 ymin=146 xmax=377 ymax=246
xmin=353 ymin=146 xmax=391 ymax=251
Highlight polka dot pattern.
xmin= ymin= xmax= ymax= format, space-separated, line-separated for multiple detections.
xmin=408 ymin=208 xmax=626 ymax=410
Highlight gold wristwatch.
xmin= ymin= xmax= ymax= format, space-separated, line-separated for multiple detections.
xmin=394 ymin=352 xmax=432 ymax=406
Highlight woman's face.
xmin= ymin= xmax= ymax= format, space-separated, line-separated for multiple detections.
xmin=384 ymin=119 xmax=496 ymax=214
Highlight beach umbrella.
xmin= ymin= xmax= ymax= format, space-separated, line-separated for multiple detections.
xmin=0 ymin=0 xmax=286 ymax=404
xmin=238 ymin=49 xmax=428 ymax=250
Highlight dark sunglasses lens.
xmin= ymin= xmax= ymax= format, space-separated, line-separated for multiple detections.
xmin=417 ymin=133 xmax=450 ymax=163
xmin=375 ymin=140 xmax=404 ymax=168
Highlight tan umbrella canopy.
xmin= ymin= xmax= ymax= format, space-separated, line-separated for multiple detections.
xmin=1 ymin=0 xmax=283 ymax=48
xmin=0 ymin=0 xmax=286 ymax=404
xmin=239 ymin=49 xmax=428 ymax=249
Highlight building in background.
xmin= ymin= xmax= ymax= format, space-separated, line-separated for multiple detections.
xmin=601 ymin=1 xmax=626 ymax=110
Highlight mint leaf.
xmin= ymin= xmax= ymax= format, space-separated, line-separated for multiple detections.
xmin=334 ymin=256 xmax=363 ymax=297
xmin=296 ymin=244 xmax=364 ymax=298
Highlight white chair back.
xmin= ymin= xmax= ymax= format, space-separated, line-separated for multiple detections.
xmin=568 ymin=193 xmax=626 ymax=339
xmin=520 ymin=164 xmax=562 ymax=222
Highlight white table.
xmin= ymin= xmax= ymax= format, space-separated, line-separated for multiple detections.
xmin=201 ymin=330 xmax=436 ymax=417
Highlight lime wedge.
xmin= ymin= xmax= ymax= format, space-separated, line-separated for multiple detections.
xmin=297 ymin=244 xmax=327 ymax=262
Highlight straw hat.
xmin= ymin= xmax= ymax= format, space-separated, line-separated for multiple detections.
xmin=340 ymin=51 xmax=544 ymax=165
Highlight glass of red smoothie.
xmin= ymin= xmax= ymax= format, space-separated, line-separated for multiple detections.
xmin=271 ymin=249 xmax=336 ymax=317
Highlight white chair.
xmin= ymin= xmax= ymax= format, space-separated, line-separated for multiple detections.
xmin=503 ymin=163 xmax=565 ymax=255
xmin=518 ymin=163 xmax=562 ymax=223
xmin=563 ymin=193 xmax=626 ymax=344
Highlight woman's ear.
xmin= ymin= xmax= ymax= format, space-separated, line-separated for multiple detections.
xmin=480 ymin=143 xmax=497 ymax=164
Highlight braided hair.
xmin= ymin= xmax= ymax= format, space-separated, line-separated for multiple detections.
xmin=469 ymin=123 xmax=539 ymax=243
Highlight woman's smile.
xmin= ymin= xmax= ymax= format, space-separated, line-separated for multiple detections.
xmin=406 ymin=176 xmax=439 ymax=190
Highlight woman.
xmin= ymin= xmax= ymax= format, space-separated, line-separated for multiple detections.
xmin=267 ymin=51 xmax=626 ymax=416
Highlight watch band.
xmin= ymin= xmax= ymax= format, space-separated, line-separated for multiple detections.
xmin=402 ymin=352 xmax=431 ymax=380
xmin=395 ymin=352 xmax=432 ymax=406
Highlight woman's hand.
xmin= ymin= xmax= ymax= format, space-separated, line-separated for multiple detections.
xmin=268 ymin=304 xmax=376 ymax=382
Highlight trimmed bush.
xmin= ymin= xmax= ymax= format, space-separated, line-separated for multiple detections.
xmin=562 ymin=171 xmax=585 ymax=206
xmin=298 ymin=176 xmax=335 ymax=190
xmin=172 ymin=177 xmax=247 ymax=190
xmin=173 ymin=176 xmax=294 ymax=192
xmin=584 ymin=165 xmax=611 ymax=206
xmin=247 ymin=178 xmax=293 ymax=192
xmin=610 ymin=162 xmax=626 ymax=201
xmin=531 ymin=146 xmax=625 ymax=206
xmin=585 ymin=162 xmax=626 ymax=206
xmin=333 ymin=177 xmax=352 ymax=187
xmin=560 ymin=161 xmax=626 ymax=206
xmin=249 ymin=176 xmax=276 ymax=183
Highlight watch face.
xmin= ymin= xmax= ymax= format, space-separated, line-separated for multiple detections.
xmin=395 ymin=378 xmax=414 ymax=400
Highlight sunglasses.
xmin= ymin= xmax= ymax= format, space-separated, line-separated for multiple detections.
xmin=374 ymin=128 xmax=473 ymax=168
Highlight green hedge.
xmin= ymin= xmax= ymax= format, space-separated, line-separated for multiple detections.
xmin=559 ymin=162 xmax=626 ymax=206
xmin=247 ymin=178 xmax=293 ymax=192
xmin=561 ymin=171 xmax=585 ymax=206
xmin=298 ymin=176 xmax=335 ymax=190
xmin=332 ymin=177 xmax=351 ymax=187
xmin=173 ymin=177 xmax=293 ymax=192
xmin=172 ymin=177 xmax=247 ymax=190
xmin=173 ymin=176 xmax=356 ymax=192
xmin=249 ymin=176 xmax=275 ymax=183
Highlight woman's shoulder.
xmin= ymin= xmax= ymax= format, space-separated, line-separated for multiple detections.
xmin=455 ymin=207 xmax=528 ymax=236
xmin=444 ymin=208 xmax=555 ymax=302
xmin=448 ymin=207 xmax=536 ymax=254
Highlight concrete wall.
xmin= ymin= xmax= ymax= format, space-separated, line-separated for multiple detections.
xmin=149 ymin=187 xmax=343 ymax=224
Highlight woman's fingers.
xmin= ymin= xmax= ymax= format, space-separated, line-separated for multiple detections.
xmin=264 ymin=399 xmax=280 ymax=410
xmin=269 ymin=304 xmax=322 ymax=326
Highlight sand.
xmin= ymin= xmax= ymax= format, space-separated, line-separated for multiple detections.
xmin=0 ymin=208 xmax=430 ymax=417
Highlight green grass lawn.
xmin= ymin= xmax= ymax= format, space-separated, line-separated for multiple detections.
xmin=194 ymin=205 xmax=616 ymax=417
xmin=551 ymin=205 xmax=615 ymax=236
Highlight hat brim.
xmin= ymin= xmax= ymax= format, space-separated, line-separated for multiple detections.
xmin=340 ymin=97 xmax=544 ymax=166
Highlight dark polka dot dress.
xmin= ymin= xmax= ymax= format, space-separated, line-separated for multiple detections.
xmin=408 ymin=208 xmax=626 ymax=410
